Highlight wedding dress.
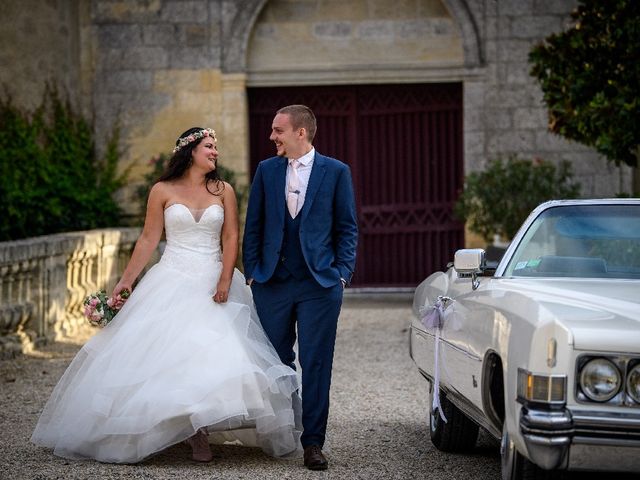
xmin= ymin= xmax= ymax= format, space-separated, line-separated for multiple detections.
xmin=31 ymin=203 xmax=302 ymax=463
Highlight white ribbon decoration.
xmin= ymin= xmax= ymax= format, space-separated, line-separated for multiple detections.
xmin=420 ymin=296 xmax=451 ymax=423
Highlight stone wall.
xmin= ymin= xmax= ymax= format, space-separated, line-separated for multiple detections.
xmin=0 ymin=229 xmax=146 ymax=358
xmin=464 ymin=0 xmax=632 ymax=195
xmin=0 ymin=0 xmax=88 ymax=113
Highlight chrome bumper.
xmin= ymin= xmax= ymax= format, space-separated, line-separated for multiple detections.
xmin=520 ymin=407 xmax=640 ymax=472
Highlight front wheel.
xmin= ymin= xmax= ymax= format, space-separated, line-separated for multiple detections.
xmin=500 ymin=422 xmax=563 ymax=480
xmin=429 ymin=383 xmax=479 ymax=452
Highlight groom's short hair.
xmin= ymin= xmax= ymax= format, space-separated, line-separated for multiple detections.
xmin=277 ymin=104 xmax=316 ymax=143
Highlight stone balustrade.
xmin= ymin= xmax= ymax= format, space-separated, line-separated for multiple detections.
xmin=0 ymin=228 xmax=155 ymax=359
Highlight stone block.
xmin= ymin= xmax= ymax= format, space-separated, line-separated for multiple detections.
xmin=357 ymin=21 xmax=394 ymax=40
xmin=464 ymin=108 xmax=484 ymax=132
xmin=533 ymin=0 xmax=575 ymax=16
xmin=143 ymin=24 xmax=181 ymax=46
xmin=253 ymin=23 xmax=276 ymax=40
xmin=102 ymin=70 xmax=153 ymax=92
xmin=463 ymin=81 xmax=486 ymax=107
xmin=485 ymin=108 xmax=513 ymax=129
xmin=102 ymin=47 xmax=169 ymax=70
xmin=510 ymin=15 xmax=565 ymax=39
xmin=465 ymin=131 xmax=485 ymax=155
xmin=160 ymin=1 xmax=208 ymax=23
xmin=487 ymin=130 xmax=535 ymax=153
xmin=498 ymin=39 xmax=536 ymax=63
xmin=169 ymin=46 xmax=221 ymax=68
xmin=313 ymin=21 xmax=352 ymax=39
xmin=513 ymin=107 xmax=547 ymax=130
xmin=506 ymin=64 xmax=537 ymax=85
xmin=259 ymin=0 xmax=318 ymax=22
xmin=185 ymin=24 xmax=208 ymax=46
xmin=93 ymin=0 xmax=162 ymax=23
xmin=497 ymin=0 xmax=534 ymax=16
xmin=395 ymin=19 xmax=434 ymax=39
xmin=535 ymin=130 xmax=574 ymax=152
xmin=97 ymin=24 xmax=143 ymax=47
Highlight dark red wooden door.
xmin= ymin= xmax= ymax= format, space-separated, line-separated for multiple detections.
xmin=247 ymin=84 xmax=464 ymax=287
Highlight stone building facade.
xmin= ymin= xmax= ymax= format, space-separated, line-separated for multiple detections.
xmin=2 ymin=0 xmax=632 ymax=195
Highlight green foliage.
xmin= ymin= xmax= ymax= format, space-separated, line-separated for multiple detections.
xmin=134 ymin=154 xmax=249 ymax=221
xmin=0 ymin=88 xmax=127 ymax=241
xmin=454 ymin=156 xmax=581 ymax=242
xmin=529 ymin=0 xmax=640 ymax=168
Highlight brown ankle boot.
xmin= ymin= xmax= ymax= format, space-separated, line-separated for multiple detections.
xmin=186 ymin=428 xmax=212 ymax=462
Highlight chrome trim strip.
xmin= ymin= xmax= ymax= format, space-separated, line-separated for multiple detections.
xmin=411 ymin=325 xmax=482 ymax=362
xmin=572 ymin=436 xmax=640 ymax=447
xmin=571 ymin=410 xmax=640 ymax=430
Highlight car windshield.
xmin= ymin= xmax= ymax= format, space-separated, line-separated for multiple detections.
xmin=503 ymin=204 xmax=640 ymax=279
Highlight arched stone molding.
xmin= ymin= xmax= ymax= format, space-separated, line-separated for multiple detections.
xmin=225 ymin=0 xmax=484 ymax=78
xmin=442 ymin=0 xmax=483 ymax=67
xmin=221 ymin=0 xmax=268 ymax=73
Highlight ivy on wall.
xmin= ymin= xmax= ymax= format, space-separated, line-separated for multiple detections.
xmin=0 ymin=88 xmax=127 ymax=241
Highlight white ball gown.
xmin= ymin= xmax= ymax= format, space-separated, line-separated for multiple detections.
xmin=31 ymin=203 xmax=302 ymax=463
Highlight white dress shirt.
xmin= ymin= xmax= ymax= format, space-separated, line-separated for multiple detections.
xmin=285 ymin=148 xmax=315 ymax=216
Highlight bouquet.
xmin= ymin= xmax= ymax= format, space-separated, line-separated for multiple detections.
xmin=83 ymin=289 xmax=130 ymax=328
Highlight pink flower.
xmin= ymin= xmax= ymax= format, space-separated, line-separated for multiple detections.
xmin=89 ymin=297 xmax=100 ymax=307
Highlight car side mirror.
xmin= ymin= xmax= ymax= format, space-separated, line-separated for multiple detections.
xmin=453 ymin=249 xmax=487 ymax=290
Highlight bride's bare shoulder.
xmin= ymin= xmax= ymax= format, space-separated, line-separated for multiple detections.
xmin=148 ymin=181 xmax=175 ymax=207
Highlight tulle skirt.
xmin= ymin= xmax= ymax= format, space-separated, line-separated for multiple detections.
xmin=31 ymin=259 xmax=302 ymax=463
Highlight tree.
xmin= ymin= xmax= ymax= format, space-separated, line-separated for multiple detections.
xmin=529 ymin=0 xmax=640 ymax=192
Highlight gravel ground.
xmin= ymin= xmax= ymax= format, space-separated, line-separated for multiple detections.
xmin=0 ymin=296 xmax=512 ymax=479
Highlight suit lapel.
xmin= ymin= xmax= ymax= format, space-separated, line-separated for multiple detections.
xmin=268 ymin=157 xmax=287 ymax=223
xmin=301 ymin=153 xmax=326 ymax=221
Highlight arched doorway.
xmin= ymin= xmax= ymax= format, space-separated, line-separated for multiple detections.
xmin=243 ymin=0 xmax=473 ymax=287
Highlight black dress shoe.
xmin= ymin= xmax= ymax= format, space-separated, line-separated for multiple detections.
xmin=304 ymin=445 xmax=328 ymax=470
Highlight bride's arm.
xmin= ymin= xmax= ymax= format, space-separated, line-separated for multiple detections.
xmin=111 ymin=183 xmax=166 ymax=297
xmin=214 ymin=182 xmax=238 ymax=303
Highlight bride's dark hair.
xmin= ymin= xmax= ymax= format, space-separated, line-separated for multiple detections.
xmin=158 ymin=127 xmax=224 ymax=196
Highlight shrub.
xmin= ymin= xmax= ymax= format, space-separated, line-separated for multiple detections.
xmin=0 ymin=88 xmax=127 ymax=241
xmin=454 ymin=156 xmax=581 ymax=242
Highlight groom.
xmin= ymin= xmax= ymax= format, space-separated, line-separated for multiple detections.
xmin=243 ymin=104 xmax=358 ymax=470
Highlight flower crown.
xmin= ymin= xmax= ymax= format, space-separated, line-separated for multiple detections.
xmin=173 ymin=128 xmax=217 ymax=153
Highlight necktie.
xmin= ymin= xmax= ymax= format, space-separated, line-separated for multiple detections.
xmin=287 ymin=159 xmax=300 ymax=218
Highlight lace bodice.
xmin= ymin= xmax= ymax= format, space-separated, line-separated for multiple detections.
xmin=159 ymin=203 xmax=224 ymax=275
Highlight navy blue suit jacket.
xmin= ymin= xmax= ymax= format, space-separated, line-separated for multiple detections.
xmin=243 ymin=152 xmax=358 ymax=288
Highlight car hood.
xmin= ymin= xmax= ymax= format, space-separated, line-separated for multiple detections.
xmin=495 ymin=278 xmax=640 ymax=352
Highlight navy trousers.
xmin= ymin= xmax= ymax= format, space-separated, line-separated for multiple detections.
xmin=251 ymin=276 xmax=343 ymax=448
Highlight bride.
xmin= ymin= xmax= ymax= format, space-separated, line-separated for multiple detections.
xmin=31 ymin=127 xmax=302 ymax=463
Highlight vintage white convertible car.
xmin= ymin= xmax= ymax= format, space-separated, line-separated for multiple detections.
xmin=410 ymin=199 xmax=640 ymax=479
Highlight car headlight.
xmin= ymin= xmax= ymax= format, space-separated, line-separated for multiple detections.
xmin=579 ymin=358 xmax=621 ymax=402
xmin=627 ymin=364 xmax=640 ymax=403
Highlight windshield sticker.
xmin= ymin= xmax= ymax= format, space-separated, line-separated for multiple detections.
xmin=514 ymin=261 xmax=528 ymax=270
xmin=526 ymin=259 xmax=541 ymax=268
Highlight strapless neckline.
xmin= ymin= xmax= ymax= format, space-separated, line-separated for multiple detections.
xmin=165 ymin=203 xmax=223 ymax=224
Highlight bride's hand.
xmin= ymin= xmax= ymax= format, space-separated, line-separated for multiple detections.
xmin=111 ymin=280 xmax=132 ymax=299
xmin=213 ymin=278 xmax=231 ymax=303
